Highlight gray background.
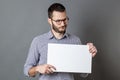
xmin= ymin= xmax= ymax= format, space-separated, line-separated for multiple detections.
xmin=0 ymin=0 xmax=120 ymax=80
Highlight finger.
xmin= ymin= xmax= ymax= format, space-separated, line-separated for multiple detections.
xmin=47 ymin=68 xmax=54 ymax=73
xmin=45 ymin=70 xmax=50 ymax=74
xmin=92 ymin=52 xmax=96 ymax=57
xmin=89 ymin=46 xmax=96 ymax=53
xmin=87 ymin=43 xmax=93 ymax=46
xmin=45 ymin=68 xmax=52 ymax=74
xmin=48 ymin=65 xmax=56 ymax=71
xmin=89 ymin=47 xmax=97 ymax=57
xmin=88 ymin=43 xmax=97 ymax=53
xmin=92 ymin=46 xmax=97 ymax=53
xmin=87 ymin=43 xmax=94 ymax=50
xmin=92 ymin=50 xmax=97 ymax=57
xmin=47 ymin=67 xmax=56 ymax=74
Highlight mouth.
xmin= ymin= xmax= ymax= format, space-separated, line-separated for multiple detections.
xmin=59 ymin=26 xmax=66 ymax=29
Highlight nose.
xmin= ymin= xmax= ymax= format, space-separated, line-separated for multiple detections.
xmin=61 ymin=21 xmax=66 ymax=26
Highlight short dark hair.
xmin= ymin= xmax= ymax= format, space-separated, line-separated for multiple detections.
xmin=48 ymin=3 xmax=66 ymax=18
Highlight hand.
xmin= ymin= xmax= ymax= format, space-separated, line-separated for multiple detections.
xmin=87 ymin=43 xmax=97 ymax=57
xmin=35 ymin=64 xmax=56 ymax=74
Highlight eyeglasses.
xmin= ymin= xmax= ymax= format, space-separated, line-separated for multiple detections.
xmin=51 ymin=17 xmax=69 ymax=25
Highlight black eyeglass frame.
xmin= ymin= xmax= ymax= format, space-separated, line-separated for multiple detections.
xmin=51 ymin=17 xmax=69 ymax=25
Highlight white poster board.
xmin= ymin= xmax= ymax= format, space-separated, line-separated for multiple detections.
xmin=47 ymin=43 xmax=92 ymax=73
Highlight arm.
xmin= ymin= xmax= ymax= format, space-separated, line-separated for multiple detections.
xmin=28 ymin=66 xmax=38 ymax=77
xmin=28 ymin=64 xmax=56 ymax=77
xmin=24 ymin=37 xmax=56 ymax=77
xmin=78 ymin=43 xmax=97 ymax=78
xmin=24 ymin=37 xmax=39 ymax=77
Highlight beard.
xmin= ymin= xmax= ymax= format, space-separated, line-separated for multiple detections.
xmin=51 ymin=22 xmax=67 ymax=34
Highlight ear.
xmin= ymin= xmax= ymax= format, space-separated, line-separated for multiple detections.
xmin=48 ymin=18 xmax=52 ymax=25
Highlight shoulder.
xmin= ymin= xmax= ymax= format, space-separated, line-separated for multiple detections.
xmin=31 ymin=32 xmax=48 ymax=44
xmin=67 ymin=33 xmax=80 ymax=40
xmin=33 ymin=32 xmax=48 ymax=41
xmin=67 ymin=33 xmax=82 ymax=44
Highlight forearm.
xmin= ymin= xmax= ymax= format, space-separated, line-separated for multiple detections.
xmin=28 ymin=66 xmax=38 ymax=77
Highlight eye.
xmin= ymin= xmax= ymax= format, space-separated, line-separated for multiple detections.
xmin=55 ymin=20 xmax=61 ymax=23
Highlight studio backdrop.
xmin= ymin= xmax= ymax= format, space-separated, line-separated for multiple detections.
xmin=0 ymin=0 xmax=120 ymax=80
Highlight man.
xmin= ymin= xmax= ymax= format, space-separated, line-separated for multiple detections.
xmin=24 ymin=3 xmax=97 ymax=80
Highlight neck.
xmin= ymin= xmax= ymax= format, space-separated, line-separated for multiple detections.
xmin=51 ymin=29 xmax=65 ymax=39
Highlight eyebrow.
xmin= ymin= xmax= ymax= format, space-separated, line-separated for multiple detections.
xmin=53 ymin=17 xmax=68 ymax=20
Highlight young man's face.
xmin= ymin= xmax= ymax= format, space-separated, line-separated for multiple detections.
xmin=49 ymin=11 xmax=68 ymax=34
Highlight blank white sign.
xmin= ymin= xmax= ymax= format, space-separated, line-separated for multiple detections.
xmin=47 ymin=43 xmax=92 ymax=73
